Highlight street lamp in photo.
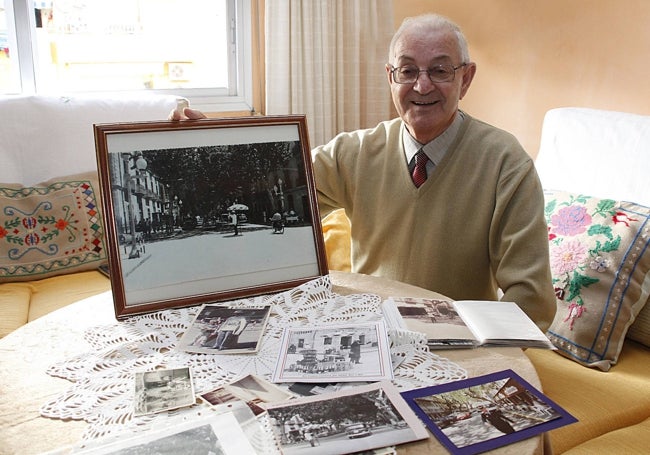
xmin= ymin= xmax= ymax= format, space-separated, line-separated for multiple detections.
xmin=273 ymin=178 xmax=285 ymax=213
xmin=121 ymin=152 xmax=147 ymax=259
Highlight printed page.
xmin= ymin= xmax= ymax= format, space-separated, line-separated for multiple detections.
xmin=452 ymin=300 xmax=554 ymax=349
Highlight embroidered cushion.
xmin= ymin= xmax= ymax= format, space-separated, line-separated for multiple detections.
xmin=0 ymin=172 xmax=107 ymax=282
xmin=543 ymin=189 xmax=650 ymax=370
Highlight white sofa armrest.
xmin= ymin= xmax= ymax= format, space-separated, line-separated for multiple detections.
xmin=0 ymin=94 xmax=184 ymax=185
xmin=535 ymin=107 xmax=650 ymax=206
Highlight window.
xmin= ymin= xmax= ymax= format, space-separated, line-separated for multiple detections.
xmin=0 ymin=0 xmax=253 ymax=112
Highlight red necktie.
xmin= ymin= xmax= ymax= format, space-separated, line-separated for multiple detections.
xmin=411 ymin=151 xmax=429 ymax=188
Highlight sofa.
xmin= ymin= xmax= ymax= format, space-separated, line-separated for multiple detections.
xmin=0 ymin=93 xmax=183 ymax=337
xmin=321 ymin=107 xmax=650 ymax=454
xmin=2 ymin=98 xmax=649 ymax=454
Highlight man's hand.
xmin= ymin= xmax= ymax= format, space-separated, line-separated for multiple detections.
xmin=168 ymin=107 xmax=208 ymax=121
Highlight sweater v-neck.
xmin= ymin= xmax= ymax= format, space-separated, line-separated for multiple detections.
xmin=400 ymin=115 xmax=472 ymax=193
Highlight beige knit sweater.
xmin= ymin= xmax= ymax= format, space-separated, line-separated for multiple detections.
xmin=312 ymin=114 xmax=555 ymax=331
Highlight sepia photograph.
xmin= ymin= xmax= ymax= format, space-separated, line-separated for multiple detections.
xmin=94 ymin=116 xmax=328 ymax=319
xmin=133 ymin=367 xmax=195 ymax=416
xmin=200 ymin=374 xmax=294 ymax=416
xmin=177 ymin=304 xmax=271 ymax=354
xmin=271 ymin=322 xmax=393 ymax=383
xmin=401 ymin=369 xmax=577 ymax=455
xmin=264 ymin=381 xmax=429 ymax=455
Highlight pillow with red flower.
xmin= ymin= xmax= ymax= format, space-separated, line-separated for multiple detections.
xmin=0 ymin=172 xmax=107 ymax=282
xmin=543 ymin=190 xmax=650 ymax=370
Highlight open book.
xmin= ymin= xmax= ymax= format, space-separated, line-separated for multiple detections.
xmin=382 ymin=297 xmax=555 ymax=350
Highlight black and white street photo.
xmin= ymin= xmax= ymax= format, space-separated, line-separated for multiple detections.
xmin=95 ymin=117 xmax=326 ymax=318
xmin=264 ymin=382 xmax=428 ymax=455
xmin=272 ymin=322 xmax=393 ymax=383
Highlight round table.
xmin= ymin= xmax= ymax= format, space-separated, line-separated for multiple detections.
xmin=0 ymin=271 xmax=544 ymax=455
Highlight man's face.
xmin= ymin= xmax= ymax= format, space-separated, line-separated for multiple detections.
xmin=387 ymin=27 xmax=475 ymax=144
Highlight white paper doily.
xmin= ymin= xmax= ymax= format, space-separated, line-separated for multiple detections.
xmin=40 ymin=275 xmax=467 ymax=444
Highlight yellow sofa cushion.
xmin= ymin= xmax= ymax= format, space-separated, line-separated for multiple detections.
xmin=0 ymin=270 xmax=110 ymax=338
xmin=321 ymin=209 xmax=351 ymax=272
xmin=561 ymin=416 xmax=650 ymax=454
xmin=525 ymin=340 xmax=650 ymax=453
xmin=27 ymin=270 xmax=110 ymax=321
xmin=0 ymin=282 xmax=32 ymax=338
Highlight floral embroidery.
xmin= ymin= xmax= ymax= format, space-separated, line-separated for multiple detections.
xmin=550 ymin=204 xmax=592 ymax=236
xmin=0 ymin=179 xmax=105 ymax=279
xmin=545 ymin=193 xmax=630 ymax=330
xmin=550 ymin=238 xmax=588 ymax=275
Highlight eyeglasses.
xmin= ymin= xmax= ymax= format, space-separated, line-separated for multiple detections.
xmin=389 ymin=63 xmax=467 ymax=84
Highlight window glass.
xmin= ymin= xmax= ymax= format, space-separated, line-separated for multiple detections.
xmin=0 ymin=2 xmax=20 ymax=93
xmin=0 ymin=0 xmax=252 ymax=111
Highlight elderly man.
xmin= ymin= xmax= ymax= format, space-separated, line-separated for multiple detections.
xmin=171 ymin=14 xmax=555 ymax=331
xmin=312 ymin=14 xmax=554 ymax=330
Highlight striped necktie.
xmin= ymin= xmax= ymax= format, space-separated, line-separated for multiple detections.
xmin=411 ymin=150 xmax=429 ymax=188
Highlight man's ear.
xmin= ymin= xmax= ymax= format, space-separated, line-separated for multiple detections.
xmin=459 ymin=62 xmax=477 ymax=100
xmin=385 ymin=64 xmax=394 ymax=85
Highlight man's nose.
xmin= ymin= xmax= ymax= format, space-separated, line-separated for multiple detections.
xmin=412 ymin=71 xmax=435 ymax=93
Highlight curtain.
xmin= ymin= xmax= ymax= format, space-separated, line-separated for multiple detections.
xmin=265 ymin=0 xmax=394 ymax=148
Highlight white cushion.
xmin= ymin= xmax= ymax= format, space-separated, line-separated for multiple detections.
xmin=535 ymin=107 xmax=650 ymax=207
xmin=0 ymin=94 xmax=182 ymax=186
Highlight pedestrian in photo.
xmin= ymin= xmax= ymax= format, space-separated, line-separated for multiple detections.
xmin=480 ymin=406 xmax=516 ymax=434
xmin=349 ymin=339 xmax=362 ymax=364
xmin=229 ymin=211 xmax=240 ymax=236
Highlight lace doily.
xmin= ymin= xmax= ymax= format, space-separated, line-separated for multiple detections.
xmin=41 ymin=275 xmax=466 ymax=445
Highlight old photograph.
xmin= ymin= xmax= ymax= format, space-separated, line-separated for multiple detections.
xmin=271 ymin=322 xmax=393 ymax=383
xmin=200 ymin=374 xmax=294 ymax=416
xmin=264 ymin=382 xmax=428 ymax=455
xmin=133 ymin=367 xmax=195 ymax=416
xmin=401 ymin=369 xmax=577 ymax=455
xmin=74 ymin=410 xmax=257 ymax=455
xmin=94 ymin=116 xmax=327 ymax=319
xmin=177 ymin=304 xmax=271 ymax=354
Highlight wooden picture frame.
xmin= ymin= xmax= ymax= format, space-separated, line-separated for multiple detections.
xmin=94 ymin=115 xmax=328 ymax=319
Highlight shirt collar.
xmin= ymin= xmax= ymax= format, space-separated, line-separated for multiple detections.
xmin=403 ymin=111 xmax=465 ymax=165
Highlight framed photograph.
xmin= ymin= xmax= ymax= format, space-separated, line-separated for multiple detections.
xmin=400 ymin=369 xmax=577 ymax=455
xmin=264 ymin=381 xmax=429 ymax=455
xmin=94 ymin=115 xmax=328 ymax=319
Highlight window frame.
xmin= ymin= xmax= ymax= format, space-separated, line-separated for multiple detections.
xmin=3 ymin=0 xmax=254 ymax=113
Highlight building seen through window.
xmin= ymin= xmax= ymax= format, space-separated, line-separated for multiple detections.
xmin=0 ymin=0 xmax=252 ymax=112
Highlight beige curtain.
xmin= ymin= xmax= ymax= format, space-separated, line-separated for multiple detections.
xmin=265 ymin=0 xmax=394 ymax=148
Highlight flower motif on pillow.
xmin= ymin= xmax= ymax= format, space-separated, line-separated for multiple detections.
xmin=1 ymin=202 xmax=86 ymax=259
xmin=546 ymin=195 xmax=633 ymax=330
xmin=543 ymin=189 xmax=650 ymax=370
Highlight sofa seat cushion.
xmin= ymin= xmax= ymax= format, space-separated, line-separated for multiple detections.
xmin=27 ymin=270 xmax=110 ymax=321
xmin=525 ymin=340 xmax=650 ymax=453
xmin=322 ymin=208 xmax=352 ymax=272
xmin=561 ymin=416 xmax=650 ymax=455
xmin=0 ymin=270 xmax=110 ymax=338
xmin=0 ymin=283 xmax=32 ymax=338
